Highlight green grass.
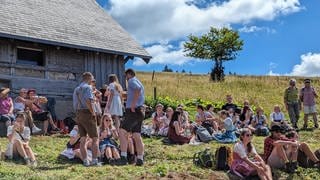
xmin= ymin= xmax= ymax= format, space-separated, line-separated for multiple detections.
xmin=0 ymin=73 xmax=319 ymax=179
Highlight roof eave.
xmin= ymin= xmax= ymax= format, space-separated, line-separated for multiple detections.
xmin=0 ymin=32 xmax=152 ymax=62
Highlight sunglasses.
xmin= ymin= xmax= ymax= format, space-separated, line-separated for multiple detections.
xmin=245 ymin=134 xmax=253 ymax=137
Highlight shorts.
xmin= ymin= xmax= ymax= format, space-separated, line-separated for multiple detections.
xmin=120 ymin=107 xmax=145 ymax=133
xmin=267 ymin=147 xmax=291 ymax=169
xmin=32 ymin=111 xmax=50 ymax=121
xmin=304 ymin=105 xmax=317 ymax=114
xmin=76 ymin=109 xmax=98 ymax=138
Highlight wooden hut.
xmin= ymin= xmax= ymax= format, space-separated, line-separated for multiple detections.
xmin=0 ymin=0 xmax=151 ymax=119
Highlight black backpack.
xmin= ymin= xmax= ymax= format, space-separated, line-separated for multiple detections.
xmin=215 ymin=146 xmax=231 ymax=170
xmin=193 ymin=148 xmax=213 ymax=168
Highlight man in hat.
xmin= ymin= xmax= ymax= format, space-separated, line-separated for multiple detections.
xmin=284 ymin=78 xmax=300 ymax=129
xmin=300 ymin=78 xmax=318 ymax=129
xmin=264 ymin=125 xmax=299 ymax=173
xmin=0 ymin=87 xmax=14 ymax=127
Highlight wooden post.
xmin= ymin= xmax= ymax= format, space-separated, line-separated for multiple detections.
xmin=153 ymin=87 xmax=157 ymax=100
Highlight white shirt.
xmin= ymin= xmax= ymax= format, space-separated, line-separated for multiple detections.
xmin=234 ymin=141 xmax=257 ymax=159
xmin=270 ymin=112 xmax=285 ymax=122
xmin=7 ymin=125 xmax=31 ymax=141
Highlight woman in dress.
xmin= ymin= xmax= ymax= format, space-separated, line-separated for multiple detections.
xmin=212 ymin=110 xmax=237 ymax=143
xmin=231 ymin=128 xmax=272 ymax=179
xmin=105 ymin=74 xmax=123 ymax=132
xmin=99 ymin=114 xmax=120 ymax=164
xmin=168 ymin=110 xmax=192 ymax=145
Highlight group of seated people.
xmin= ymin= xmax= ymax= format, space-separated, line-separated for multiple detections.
xmin=150 ymin=95 xmax=295 ymax=145
xmin=0 ymin=87 xmax=61 ymax=166
xmin=61 ymin=113 xmax=137 ymax=165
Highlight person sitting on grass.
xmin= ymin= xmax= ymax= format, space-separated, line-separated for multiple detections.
xmin=212 ymin=110 xmax=237 ymax=143
xmin=285 ymin=129 xmax=320 ymax=168
xmin=151 ymin=103 xmax=166 ymax=135
xmin=195 ymin=105 xmax=218 ymax=134
xmin=251 ymin=107 xmax=269 ymax=136
xmin=264 ymin=125 xmax=299 ymax=173
xmin=0 ymin=87 xmax=15 ymax=128
xmin=231 ymin=128 xmax=272 ymax=180
xmin=168 ymin=110 xmax=192 ymax=145
xmin=6 ymin=112 xmax=37 ymax=167
xmin=26 ymin=89 xmax=60 ymax=135
xmin=157 ymin=107 xmax=172 ymax=137
xmin=13 ymin=88 xmax=42 ymax=134
xmin=61 ymin=125 xmax=93 ymax=162
xmin=239 ymin=105 xmax=254 ymax=129
xmin=99 ymin=114 xmax=120 ymax=165
xmin=270 ymin=105 xmax=291 ymax=131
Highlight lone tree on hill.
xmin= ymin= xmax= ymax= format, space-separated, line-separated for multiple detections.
xmin=184 ymin=27 xmax=243 ymax=81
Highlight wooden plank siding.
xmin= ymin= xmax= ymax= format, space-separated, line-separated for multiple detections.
xmin=0 ymin=38 xmax=128 ymax=119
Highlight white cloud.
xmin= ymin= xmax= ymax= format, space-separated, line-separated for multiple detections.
xmin=108 ymin=0 xmax=301 ymax=43
xmin=133 ymin=43 xmax=193 ymax=66
xmin=267 ymin=70 xmax=280 ymax=76
xmin=239 ymin=26 xmax=276 ymax=33
xmin=289 ymin=53 xmax=320 ymax=77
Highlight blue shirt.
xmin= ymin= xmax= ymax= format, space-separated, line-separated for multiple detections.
xmin=126 ymin=77 xmax=144 ymax=108
xmin=73 ymin=82 xmax=94 ymax=111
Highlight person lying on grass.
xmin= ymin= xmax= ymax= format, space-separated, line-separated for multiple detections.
xmin=6 ymin=112 xmax=37 ymax=167
xmin=231 ymin=128 xmax=272 ymax=180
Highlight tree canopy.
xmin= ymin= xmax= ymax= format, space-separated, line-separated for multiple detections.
xmin=184 ymin=27 xmax=243 ymax=81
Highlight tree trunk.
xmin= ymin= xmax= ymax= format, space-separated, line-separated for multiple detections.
xmin=210 ymin=59 xmax=224 ymax=81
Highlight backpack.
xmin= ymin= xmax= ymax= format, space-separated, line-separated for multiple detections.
xmin=196 ymin=126 xmax=213 ymax=143
xmin=255 ymin=127 xmax=269 ymax=136
xmin=300 ymin=87 xmax=315 ymax=102
xmin=215 ymin=146 xmax=232 ymax=170
xmin=193 ymin=148 xmax=213 ymax=168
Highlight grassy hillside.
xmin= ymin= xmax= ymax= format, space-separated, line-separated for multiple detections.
xmin=0 ymin=73 xmax=319 ymax=179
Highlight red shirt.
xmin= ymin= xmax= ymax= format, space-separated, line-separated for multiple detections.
xmin=263 ymin=136 xmax=292 ymax=162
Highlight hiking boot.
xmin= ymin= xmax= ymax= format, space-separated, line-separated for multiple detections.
xmin=24 ymin=157 xmax=31 ymax=166
xmin=115 ymin=156 xmax=128 ymax=166
xmin=83 ymin=159 xmax=90 ymax=167
xmin=285 ymin=162 xmax=295 ymax=173
xmin=109 ymin=158 xmax=116 ymax=165
xmin=291 ymin=161 xmax=298 ymax=170
xmin=136 ymin=159 xmax=144 ymax=166
xmin=91 ymin=158 xmax=102 ymax=166
xmin=30 ymin=160 xmax=37 ymax=167
xmin=128 ymin=154 xmax=135 ymax=164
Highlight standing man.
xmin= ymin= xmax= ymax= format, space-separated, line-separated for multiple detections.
xmin=284 ymin=79 xmax=300 ymax=129
xmin=118 ymin=68 xmax=145 ymax=166
xmin=300 ymin=78 xmax=318 ymax=129
xmin=73 ymin=72 xmax=100 ymax=166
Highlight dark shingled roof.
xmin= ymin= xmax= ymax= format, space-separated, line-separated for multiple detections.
xmin=0 ymin=0 xmax=151 ymax=61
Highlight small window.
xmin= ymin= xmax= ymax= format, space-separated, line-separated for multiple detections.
xmin=17 ymin=48 xmax=44 ymax=66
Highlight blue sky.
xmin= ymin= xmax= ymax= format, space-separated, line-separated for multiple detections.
xmin=97 ymin=0 xmax=320 ymax=76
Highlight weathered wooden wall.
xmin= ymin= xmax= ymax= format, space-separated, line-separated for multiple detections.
xmin=0 ymin=38 xmax=126 ymax=119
